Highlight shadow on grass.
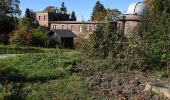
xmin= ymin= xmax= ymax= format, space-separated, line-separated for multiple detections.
xmin=0 ymin=67 xmax=68 ymax=83
xmin=0 ymin=67 xmax=71 ymax=99
xmin=0 ymin=47 xmax=44 ymax=54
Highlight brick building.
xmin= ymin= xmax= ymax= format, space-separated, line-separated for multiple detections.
xmin=34 ymin=2 xmax=147 ymax=47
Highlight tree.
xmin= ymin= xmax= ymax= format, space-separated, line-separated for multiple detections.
xmin=60 ymin=2 xmax=67 ymax=14
xmin=152 ymin=0 xmax=170 ymax=14
xmin=70 ymin=11 xmax=77 ymax=21
xmin=103 ymin=14 xmax=120 ymax=60
xmin=0 ymin=0 xmax=21 ymax=44
xmin=0 ymin=0 xmax=21 ymax=16
xmin=90 ymin=24 xmax=107 ymax=58
xmin=121 ymin=0 xmax=170 ymax=73
xmin=91 ymin=1 xmax=106 ymax=21
xmin=144 ymin=0 xmax=153 ymax=8
xmin=25 ymin=8 xmax=36 ymax=25
xmin=105 ymin=9 xmax=121 ymax=21
xmin=19 ymin=17 xmax=33 ymax=30
xmin=43 ymin=6 xmax=57 ymax=13
xmin=145 ymin=0 xmax=170 ymax=14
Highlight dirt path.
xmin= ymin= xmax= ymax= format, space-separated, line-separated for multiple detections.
xmin=0 ymin=54 xmax=17 ymax=59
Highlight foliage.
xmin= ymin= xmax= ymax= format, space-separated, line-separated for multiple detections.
xmin=60 ymin=2 xmax=67 ymax=14
xmin=89 ymin=13 xmax=121 ymax=60
xmin=9 ymin=29 xmax=33 ymax=46
xmin=0 ymin=0 xmax=21 ymax=16
xmin=90 ymin=24 xmax=107 ymax=58
xmin=105 ymin=9 xmax=121 ymax=21
xmin=32 ymin=26 xmax=49 ymax=47
xmin=43 ymin=2 xmax=71 ymax=21
xmin=0 ymin=50 xmax=106 ymax=99
xmin=43 ymin=6 xmax=57 ymax=13
xmin=0 ymin=44 xmax=50 ymax=54
xmin=118 ymin=2 xmax=170 ymax=72
xmin=74 ymin=23 xmax=91 ymax=55
xmin=152 ymin=0 xmax=170 ymax=14
xmin=70 ymin=11 xmax=77 ymax=21
xmin=0 ymin=0 xmax=21 ymax=43
xmin=144 ymin=0 xmax=153 ymax=8
xmin=91 ymin=1 xmax=106 ymax=21
xmin=19 ymin=17 xmax=33 ymax=30
xmin=25 ymin=8 xmax=36 ymax=24
xmin=139 ymin=13 xmax=170 ymax=71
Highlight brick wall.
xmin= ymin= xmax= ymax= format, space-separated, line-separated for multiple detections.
xmin=50 ymin=22 xmax=97 ymax=35
xmin=35 ymin=12 xmax=49 ymax=27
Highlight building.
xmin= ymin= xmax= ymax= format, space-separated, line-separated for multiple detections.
xmin=35 ymin=2 xmax=147 ymax=47
xmin=117 ymin=2 xmax=147 ymax=36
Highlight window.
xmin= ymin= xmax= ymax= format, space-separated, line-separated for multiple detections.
xmin=55 ymin=25 xmax=57 ymax=29
xmin=70 ymin=25 xmax=73 ymax=30
xmin=89 ymin=26 xmax=93 ymax=33
xmin=39 ymin=16 xmax=41 ymax=20
xmin=62 ymin=25 xmax=64 ymax=29
xmin=53 ymin=25 xmax=55 ymax=29
xmin=79 ymin=25 xmax=82 ymax=32
xmin=44 ymin=15 xmax=46 ymax=20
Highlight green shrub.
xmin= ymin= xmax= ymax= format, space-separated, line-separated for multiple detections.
xmin=32 ymin=26 xmax=49 ymax=47
xmin=9 ymin=29 xmax=33 ymax=46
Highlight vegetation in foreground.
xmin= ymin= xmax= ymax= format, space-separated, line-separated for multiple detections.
xmin=0 ymin=49 xmax=107 ymax=99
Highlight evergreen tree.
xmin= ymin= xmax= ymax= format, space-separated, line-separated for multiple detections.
xmin=91 ymin=1 xmax=106 ymax=21
xmin=43 ymin=6 xmax=57 ymax=13
xmin=25 ymin=8 xmax=36 ymax=24
xmin=90 ymin=24 xmax=107 ymax=58
xmin=70 ymin=11 xmax=77 ymax=21
xmin=103 ymin=14 xmax=120 ymax=60
xmin=60 ymin=2 xmax=67 ymax=14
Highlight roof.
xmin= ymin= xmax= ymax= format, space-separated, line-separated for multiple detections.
xmin=125 ymin=2 xmax=147 ymax=15
xmin=51 ymin=30 xmax=75 ymax=38
xmin=49 ymin=21 xmax=105 ymax=24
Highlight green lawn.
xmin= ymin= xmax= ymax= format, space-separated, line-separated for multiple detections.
xmin=0 ymin=44 xmax=58 ymax=54
xmin=0 ymin=46 xmax=105 ymax=100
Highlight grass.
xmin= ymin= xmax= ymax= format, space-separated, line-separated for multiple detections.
xmin=0 ymin=44 xmax=59 ymax=54
xmin=0 ymin=46 xmax=106 ymax=99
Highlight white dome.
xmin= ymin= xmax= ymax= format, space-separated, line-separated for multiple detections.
xmin=126 ymin=2 xmax=147 ymax=15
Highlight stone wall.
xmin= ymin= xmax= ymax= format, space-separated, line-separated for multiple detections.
xmin=117 ymin=15 xmax=140 ymax=36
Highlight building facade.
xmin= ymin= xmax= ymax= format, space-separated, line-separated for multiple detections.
xmin=35 ymin=2 xmax=147 ymax=37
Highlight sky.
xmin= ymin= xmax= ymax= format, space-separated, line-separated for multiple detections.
xmin=20 ymin=0 xmax=143 ymax=21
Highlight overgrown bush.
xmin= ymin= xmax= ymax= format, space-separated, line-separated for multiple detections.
xmin=32 ymin=26 xmax=49 ymax=47
xmin=117 ymin=10 xmax=170 ymax=72
xmin=10 ymin=29 xmax=33 ymax=46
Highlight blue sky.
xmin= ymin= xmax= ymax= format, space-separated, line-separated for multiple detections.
xmin=20 ymin=0 xmax=143 ymax=21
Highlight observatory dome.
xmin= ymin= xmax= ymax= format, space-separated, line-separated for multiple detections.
xmin=126 ymin=2 xmax=147 ymax=15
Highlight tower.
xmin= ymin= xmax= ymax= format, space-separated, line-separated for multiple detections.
xmin=116 ymin=2 xmax=148 ymax=36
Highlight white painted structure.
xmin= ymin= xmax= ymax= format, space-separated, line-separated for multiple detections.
xmin=125 ymin=2 xmax=147 ymax=15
